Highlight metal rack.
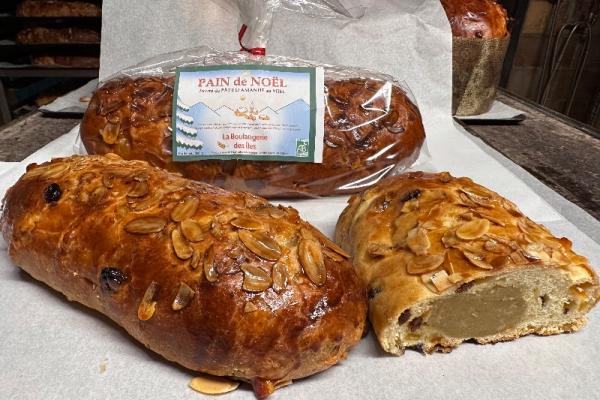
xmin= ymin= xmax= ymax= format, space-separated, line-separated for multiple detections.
xmin=0 ymin=2 xmax=102 ymax=124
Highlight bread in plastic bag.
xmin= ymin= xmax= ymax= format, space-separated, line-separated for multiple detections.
xmin=440 ymin=0 xmax=510 ymax=115
xmin=81 ymin=46 xmax=426 ymax=198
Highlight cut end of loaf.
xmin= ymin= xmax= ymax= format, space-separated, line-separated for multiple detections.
xmin=379 ymin=267 xmax=598 ymax=354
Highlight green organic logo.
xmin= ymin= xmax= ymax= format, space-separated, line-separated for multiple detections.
xmin=296 ymin=138 xmax=309 ymax=157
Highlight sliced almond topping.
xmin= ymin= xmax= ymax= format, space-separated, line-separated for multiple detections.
xmin=203 ymin=244 xmax=218 ymax=282
xmin=509 ymin=251 xmax=530 ymax=265
xmin=100 ymin=122 xmax=120 ymax=145
xmin=195 ymin=215 xmax=213 ymax=231
xmin=459 ymin=188 xmax=493 ymax=208
xmin=323 ymin=248 xmax=345 ymax=261
xmin=392 ymin=213 xmax=419 ymax=246
xmin=106 ymin=113 xmax=120 ymax=124
xmin=367 ymin=243 xmax=393 ymax=257
xmin=244 ymin=195 xmax=266 ymax=209
xmin=272 ymin=261 xmax=288 ymax=292
xmin=171 ymin=197 xmax=200 ymax=222
xmin=431 ymin=270 xmax=452 ymax=292
xmin=522 ymin=243 xmax=549 ymax=262
xmin=299 ymin=239 xmax=326 ymax=286
xmin=401 ymin=200 xmax=419 ymax=213
xmin=517 ymin=220 xmax=529 ymax=234
xmin=115 ymin=205 xmax=129 ymax=218
xmin=448 ymin=273 xmax=463 ymax=284
xmin=485 ymin=233 xmax=519 ymax=250
xmin=460 ymin=212 xmax=474 ymax=221
xmin=406 ymin=227 xmax=430 ymax=256
xmin=127 ymin=180 xmax=148 ymax=198
xmin=442 ymin=230 xmax=460 ymax=248
xmin=171 ymin=229 xmax=193 ymax=260
xmin=551 ymin=249 xmax=570 ymax=265
xmin=188 ymin=375 xmax=239 ymax=395
xmin=180 ymin=219 xmax=204 ymax=242
xmin=240 ymin=263 xmax=272 ymax=292
xmin=238 ymin=230 xmax=282 ymax=261
xmin=231 ymin=216 xmax=264 ymax=231
xmin=484 ymin=239 xmax=508 ymax=254
xmin=299 ymin=227 xmax=315 ymax=241
xmin=463 ymin=250 xmax=493 ymax=270
xmin=172 ymin=282 xmax=195 ymax=311
xmin=326 ymin=241 xmax=350 ymax=259
xmin=473 ymin=210 xmax=506 ymax=227
xmin=132 ymin=171 xmax=150 ymax=182
xmin=124 ymin=216 xmax=167 ymax=234
xmin=104 ymin=152 xmax=121 ymax=160
xmin=406 ymin=254 xmax=445 ymax=275
xmin=89 ymin=186 xmax=108 ymax=204
xmin=309 ymin=228 xmax=350 ymax=259
xmin=27 ymin=163 xmax=68 ymax=179
xmin=420 ymin=271 xmax=437 ymax=285
xmin=456 ymin=218 xmax=490 ymax=240
xmin=190 ymin=248 xmax=202 ymax=270
xmin=268 ymin=207 xmax=286 ymax=218
xmin=439 ymin=172 xmax=452 ymax=183
xmin=443 ymin=254 xmax=455 ymax=275
xmin=102 ymin=173 xmax=116 ymax=188
xmin=138 ymin=281 xmax=159 ymax=321
xmin=244 ymin=302 xmax=258 ymax=313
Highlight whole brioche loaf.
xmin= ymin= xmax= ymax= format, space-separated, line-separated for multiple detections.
xmin=32 ymin=55 xmax=99 ymax=68
xmin=17 ymin=0 xmax=102 ymax=17
xmin=440 ymin=0 xmax=508 ymax=38
xmin=16 ymin=27 xmax=100 ymax=44
xmin=336 ymin=172 xmax=599 ymax=354
xmin=1 ymin=155 xmax=367 ymax=398
xmin=80 ymin=76 xmax=425 ymax=198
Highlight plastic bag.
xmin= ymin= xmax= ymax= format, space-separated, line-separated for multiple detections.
xmin=80 ymin=46 xmax=426 ymax=198
xmin=214 ymin=0 xmax=364 ymax=54
xmin=440 ymin=0 xmax=510 ymax=115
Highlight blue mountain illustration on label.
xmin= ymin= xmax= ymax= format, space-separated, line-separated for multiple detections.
xmin=276 ymin=99 xmax=310 ymax=128
xmin=174 ymin=98 xmax=310 ymax=157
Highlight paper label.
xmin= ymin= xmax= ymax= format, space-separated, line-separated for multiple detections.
xmin=172 ymin=65 xmax=324 ymax=163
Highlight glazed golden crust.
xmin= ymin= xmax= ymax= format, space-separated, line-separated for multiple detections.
xmin=16 ymin=27 xmax=100 ymax=44
xmin=1 ymin=155 xmax=367 ymax=399
xmin=16 ymin=0 xmax=102 ymax=17
xmin=440 ymin=0 xmax=508 ymax=38
xmin=80 ymin=76 xmax=425 ymax=198
xmin=335 ymin=172 xmax=599 ymax=352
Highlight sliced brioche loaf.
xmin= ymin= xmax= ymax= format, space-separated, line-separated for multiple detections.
xmin=335 ymin=172 xmax=599 ymax=354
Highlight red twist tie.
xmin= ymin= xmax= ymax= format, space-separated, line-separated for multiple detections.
xmin=238 ymin=24 xmax=266 ymax=56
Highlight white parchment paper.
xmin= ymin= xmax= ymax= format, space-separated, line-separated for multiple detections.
xmin=40 ymin=79 xmax=98 ymax=115
xmin=1 ymin=1 xmax=599 ymax=399
xmin=456 ymin=100 xmax=526 ymax=121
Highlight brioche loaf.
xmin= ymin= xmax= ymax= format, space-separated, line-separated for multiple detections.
xmin=335 ymin=172 xmax=599 ymax=354
xmin=80 ymin=76 xmax=425 ymax=198
xmin=1 ymin=155 xmax=367 ymax=398
xmin=440 ymin=0 xmax=509 ymax=38
xmin=16 ymin=27 xmax=100 ymax=44
xmin=32 ymin=55 xmax=99 ymax=68
xmin=17 ymin=0 xmax=101 ymax=17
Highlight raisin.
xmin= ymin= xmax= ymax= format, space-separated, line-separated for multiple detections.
xmin=368 ymin=286 xmax=382 ymax=300
xmin=397 ymin=309 xmax=411 ymax=325
xmin=43 ymin=183 xmax=62 ymax=203
xmin=100 ymin=267 xmax=127 ymax=292
xmin=401 ymin=189 xmax=421 ymax=202
xmin=455 ymin=281 xmax=474 ymax=294
xmin=408 ymin=317 xmax=423 ymax=332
